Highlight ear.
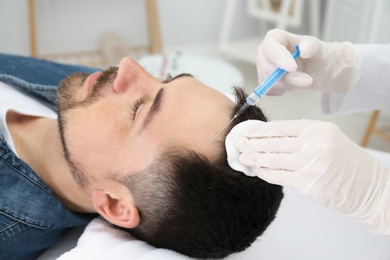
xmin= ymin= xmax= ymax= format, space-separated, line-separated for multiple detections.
xmin=91 ymin=190 xmax=140 ymax=229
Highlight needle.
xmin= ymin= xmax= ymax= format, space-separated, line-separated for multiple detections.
xmin=208 ymin=117 xmax=236 ymax=144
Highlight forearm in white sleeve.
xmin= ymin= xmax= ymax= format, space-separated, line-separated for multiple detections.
xmin=321 ymin=44 xmax=390 ymax=114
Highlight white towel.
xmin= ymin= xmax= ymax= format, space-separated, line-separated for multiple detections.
xmin=58 ymin=217 xmax=191 ymax=260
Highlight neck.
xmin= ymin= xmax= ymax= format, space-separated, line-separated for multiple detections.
xmin=7 ymin=112 xmax=95 ymax=213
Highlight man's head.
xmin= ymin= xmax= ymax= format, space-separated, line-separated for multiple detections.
xmin=56 ymin=57 xmax=235 ymax=186
xmin=56 ymin=57 xmax=283 ymax=258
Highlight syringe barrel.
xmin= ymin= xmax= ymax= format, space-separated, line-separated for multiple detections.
xmin=252 ymin=67 xmax=287 ymax=101
xmin=246 ymin=67 xmax=285 ymax=104
xmin=248 ymin=45 xmax=300 ymax=106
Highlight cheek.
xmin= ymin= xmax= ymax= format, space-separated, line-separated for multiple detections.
xmin=61 ymin=109 xmax=115 ymax=166
xmin=64 ymin=116 xmax=160 ymax=176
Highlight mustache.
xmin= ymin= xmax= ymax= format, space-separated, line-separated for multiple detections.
xmin=90 ymin=66 xmax=119 ymax=96
xmin=56 ymin=66 xmax=120 ymax=113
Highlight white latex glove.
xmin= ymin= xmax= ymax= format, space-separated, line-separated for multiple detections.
xmin=257 ymin=29 xmax=362 ymax=95
xmin=226 ymin=120 xmax=390 ymax=235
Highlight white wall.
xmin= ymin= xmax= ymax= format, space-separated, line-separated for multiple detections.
xmin=0 ymin=0 xmax=261 ymax=56
xmin=0 ymin=0 xmax=31 ymax=55
xmin=322 ymin=0 xmax=390 ymax=43
xmin=376 ymin=0 xmax=390 ymax=43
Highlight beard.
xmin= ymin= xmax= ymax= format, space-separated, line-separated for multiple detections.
xmin=56 ymin=66 xmax=118 ymax=187
xmin=56 ymin=66 xmax=118 ymax=113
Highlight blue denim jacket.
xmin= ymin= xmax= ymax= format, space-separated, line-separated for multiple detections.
xmin=0 ymin=53 xmax=99 ymax=259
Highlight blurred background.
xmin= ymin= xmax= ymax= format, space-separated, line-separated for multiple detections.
xmin=0 ymin=0 xmax=389 ymax=152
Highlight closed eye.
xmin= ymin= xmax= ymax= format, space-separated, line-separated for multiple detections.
xmin=130 ymin=98 xmax=145 ymax=120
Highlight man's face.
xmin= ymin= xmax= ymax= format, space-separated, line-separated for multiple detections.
xmin=57 ymin=57 xmax=235 ymax=184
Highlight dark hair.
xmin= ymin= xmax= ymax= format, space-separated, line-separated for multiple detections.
xmin=117 ymin=87 xmax=283 ymax=258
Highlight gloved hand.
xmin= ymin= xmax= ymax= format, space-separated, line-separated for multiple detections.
xmin=257 ymin=29 xmax=362 ymax=95
xmin=226 ymin=120 xmax=390 ymax=235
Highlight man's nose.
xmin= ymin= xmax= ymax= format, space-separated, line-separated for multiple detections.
xmin=113 ymin=57 xmax=150 ymax=93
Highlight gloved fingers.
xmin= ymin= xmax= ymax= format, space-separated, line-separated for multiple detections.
xmin=298 ymin=36 xmax=326 ymax=63
xmin=260 ymin=71 xmax=313 ymax=96
xmin=236 ymin=136 xmax=299 ymax=154
xmin=238 ymin=152 xmax=311 ymax=189
xmin=258 ymin=40 xmax=298 ymax=72
xmin=238 ymin=152 xmax=303 ymax=172
xmin=258 ymin=67 xmax=313 ymax=96
xmin=239 ymin=119 xmax=319 ymax=138
xmin=282 ymin=71 xmax=313 ymax=88
xmin=237 ymin=160 xmax=300 ymax=188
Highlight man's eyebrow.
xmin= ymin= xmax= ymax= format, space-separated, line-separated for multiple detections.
xmin=141 ymin=88 xmax=165 ymax=132
xmin=141 ymin=73 xmax=194 ymax=132
xmin=165 ymin=73 xmax=194 ymax=82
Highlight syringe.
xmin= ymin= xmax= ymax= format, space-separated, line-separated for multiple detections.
xmin=209 ymin=45 xmax=300 ymax=143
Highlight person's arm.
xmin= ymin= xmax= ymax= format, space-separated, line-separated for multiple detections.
xmin=226 ymin=120 xmax=390 ymax=235
xmin=322 ymin=44 xmax=390 ymax=114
